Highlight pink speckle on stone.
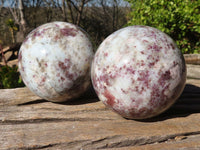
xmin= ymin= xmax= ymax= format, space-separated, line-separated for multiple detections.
xmin=18 ymin=51 xmax=22 ymax=62
xmin=91 ymin=25 xmax=186 ymax=119
xmin=104 ymin=90 xmax=116 ymax=107
xmin=60 ymin=27 xmax=77 ymax=37
xmin=18 ymin=21 xmax=94 ymax=102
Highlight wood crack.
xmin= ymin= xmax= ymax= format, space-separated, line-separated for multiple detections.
xmin=0 ymin=117 xmax=113 ymax=125
xmin=4 ymin=132 xmax=200 ymax=149
xmin=9 ymin=140 xmax=90 ymax=150
xmin=81 ymin=131 xmax=200 ymax=149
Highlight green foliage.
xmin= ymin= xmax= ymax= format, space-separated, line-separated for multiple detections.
xmin=5 ymin=19 xmax=18 ymax=31
xmin=126 ymin=0 xmax=200 ymax=54
xmin=5 ymin=19 xmax=18 ymax=43
xmin=0 ymin=65 xmax=24 ymax=89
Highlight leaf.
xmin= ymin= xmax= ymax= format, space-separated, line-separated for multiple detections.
xmin=125 ymin=0 xmax=200 ymax=54
xmin=13 ymin=26 xmax=18 ymax=31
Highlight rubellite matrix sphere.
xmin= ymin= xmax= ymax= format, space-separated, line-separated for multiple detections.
xmin=18 ymin=22 xmax=94 ymax=102
xmin=91 ymin=25 xmax=186 ymax=119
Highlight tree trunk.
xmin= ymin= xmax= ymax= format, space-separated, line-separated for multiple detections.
xmin=18 ymin=0 xmax=27 ymax=34
xmin=62 ymin=0 xmax=67 ymax=21
xmin=76 ymin=0 xmax=85 ymax=25
xmin=67 ymin=0 xmax=74 ymax=23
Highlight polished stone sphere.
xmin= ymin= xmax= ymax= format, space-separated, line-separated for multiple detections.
xmin=91 ymin=25 xmax=186 ymax=119
xmin=19 ymin=22 xmax=94 ymax=102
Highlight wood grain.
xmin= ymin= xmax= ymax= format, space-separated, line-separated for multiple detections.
xmin=184 ymin=54 xmax=200 ymax=65
xmin=0 ymin=79 xmax=200 ymax=149
xmin=186 ymin=64 xmax=200 ymax=79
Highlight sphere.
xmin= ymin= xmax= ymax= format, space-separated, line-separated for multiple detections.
xmin=18 ymin=22 xmax=94 ymax=102
xmin=91 ymin=25 xmax=186 ymax=119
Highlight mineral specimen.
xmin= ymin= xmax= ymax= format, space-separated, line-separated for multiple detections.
xmin=91 ymin=25 xmax=186 ymax=119
xmin=19 ymin=22 xmax=94 ymax=102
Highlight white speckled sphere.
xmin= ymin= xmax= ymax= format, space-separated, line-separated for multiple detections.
xmin=18 ymin=22 xmax=94 ymax=102
xmin=91 ymin=25 xmax=186 ymax=119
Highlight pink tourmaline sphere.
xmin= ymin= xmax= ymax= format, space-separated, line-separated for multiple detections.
xmin=91 ymin=25 xmax=186 ymax=119
xmin=18 ymin=22 xmax=94 ymax=102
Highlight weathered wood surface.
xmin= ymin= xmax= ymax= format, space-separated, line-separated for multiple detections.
xmin=0 ymin=79 xmax=200 ymax=150
xmin=186 ymin=64 xmax=200 ymax=79
xmin=184 ymin=54 xmax=200 ymax=65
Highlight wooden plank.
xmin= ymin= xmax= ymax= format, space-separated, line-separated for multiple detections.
xmin=184 ymin=54 xmax=200 ymax=65
xmin=111 ymin=134 xmax=200 ymax=150
xmin=186 ymin=64 xmax=200 ymax=79
xmin=0 ymin=87 xmax=41 ymax=106
xmin=1 ymin=114 xmax=200 ymax=149
xmin=0 ymin=79 xmax=200 ymax=149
